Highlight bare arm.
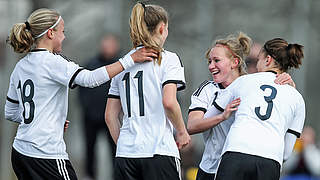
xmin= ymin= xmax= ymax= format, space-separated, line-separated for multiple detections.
xmin=105 ymin=98 xmax=122 ymax=144
xmin=163 ymin=83 xmax=190 ymax=149
xmin=187 ymin=111 xmax=224 ymax=135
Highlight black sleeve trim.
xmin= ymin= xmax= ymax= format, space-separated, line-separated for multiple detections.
xmin=287 ymin=129 xmax=301 ymax=138
xmin=162 ymin=80 xmax=186 ymax=91
xmin=175 ymin=53 xmax=184 ymax=67
xmin=69 ymin=68 xmax=85 ymax=89
xmin=107 ymin=94 xmax=120 ymax=99
xmin=188 ymin=107 xmax=207 ymax=114
xmin=7 ymin=96 xmax=19 ymax=104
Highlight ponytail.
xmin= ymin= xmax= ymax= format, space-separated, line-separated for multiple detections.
xmin=263 ymin=38 xmax=304 ymax=72
xmin=130 ymin=3 xmax=168 ymax=65
xmin=7 ymin=8 xmax=60 ymax=54
xmin=7 ymin=23 xmax=34 ymax=53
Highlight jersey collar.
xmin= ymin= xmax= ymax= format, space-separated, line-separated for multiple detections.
xmin=30 ymin=48 xmax=49 ymax=52
xmin=266 ymin=70 xmax=277 ymax=74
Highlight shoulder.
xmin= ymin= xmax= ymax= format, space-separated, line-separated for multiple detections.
xmin=192 ymin=80 xmax=220 ymax=97
xmin=53 ymin=53 xmax=75 ymax=62
xmin=162 ymin=50 xmax=183 ymax=67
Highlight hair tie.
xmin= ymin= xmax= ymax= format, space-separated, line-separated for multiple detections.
xmin=139 ymin=2 xmax=146 ymax=8
xmin=25 ymin=21 xmax=31 ymax=31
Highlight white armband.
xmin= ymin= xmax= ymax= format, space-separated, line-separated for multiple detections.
xmin=119 ymin=54 xmax=135 ymax=70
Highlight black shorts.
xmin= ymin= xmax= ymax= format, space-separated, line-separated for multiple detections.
xmin=114 ymin=155 xmax=181 ymax=180
xmin=11 ymin=148 xmax=78 ymax=180
xmin=215 ymin=151 xmax=281 ymax=180
xmin=196 ymin=168 xmax=215 ymax=180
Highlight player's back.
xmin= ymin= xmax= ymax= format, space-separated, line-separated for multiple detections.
xmin=109 ymin=48 xmax=185 ymax=158
xmin=220 ymin=72 xmax=305 ymax=165
xmin=8 ymin=50 xmax=80 ymax=159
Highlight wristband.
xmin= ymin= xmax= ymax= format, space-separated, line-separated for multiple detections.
xmin=119 ymin=54 xmax=135 ymax=69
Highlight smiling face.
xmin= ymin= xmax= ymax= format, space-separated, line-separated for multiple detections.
xmin=207 ymin=45 xmax=235 ymax=86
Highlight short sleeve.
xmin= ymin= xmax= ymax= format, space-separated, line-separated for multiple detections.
xmin=162 ymin=53 xmax=186 ymax=91
xmin=287 ymin=96 xmax=305 ymax=138
xmin=46 ymin=54 xmax=81 ymax=87
xmin=189 ymin=81 xmax=218 ymax=114
xmin=108 ymin=75 xmax=120 ymax=98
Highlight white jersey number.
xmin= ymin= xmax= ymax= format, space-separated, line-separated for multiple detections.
xmin=17 ymin=79 xmax=35 ymax=124
xmin=254 ymin=85 xmax=277 ymax=121
xmin=122 ymin=71 xmax=145 ymax=117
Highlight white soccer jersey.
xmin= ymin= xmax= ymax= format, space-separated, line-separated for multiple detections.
xmin=189 ymin=81 xmax=234 ymax=173
xmin=108 ymin=48 xmax=185 ymax=159
xmin=5 ymin=49 xmax=82 ymax=159
xmin=215 ymin=72 xmax=305 ymax=165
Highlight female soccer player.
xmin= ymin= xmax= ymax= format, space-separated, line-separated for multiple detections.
xmin=187 ymin=33 xmax=295 ymax=180
xmin=105 ymin=2 xmax=190 ymax=180
xmin=5 ymin=8 xmax=157 ymax=179
xmin=211 ymin=38 xmax=305 ymax=180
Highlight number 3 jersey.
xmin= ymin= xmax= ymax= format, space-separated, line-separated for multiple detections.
xmin=215 ymin=72 xmax=305 ymax=165
xmin=5 ymin=49 xmax=81 ymax=159
xmin=108 ymin=48 xmax=185 ymax=159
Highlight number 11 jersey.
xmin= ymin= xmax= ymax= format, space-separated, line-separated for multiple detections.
xmin=108 ymin=47 xmax=185 ymax=159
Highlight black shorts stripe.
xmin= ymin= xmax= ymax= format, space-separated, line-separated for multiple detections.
xmin=162 ymin=80 xmax=186 ymax=91
xmin=7 ymin=96 xmax=19 ymax=104
xmin=108 ymin=94 xmax=120 ymax=99
xmin=68 ymin=68 xmax=84 ymax=89
xmin=11 ymin=148 xmax=77 ymax=180
xmin=188 ymin=107 xmax=207 ymax=114
xmin=287 ymin=129 xmax=301 ymax=138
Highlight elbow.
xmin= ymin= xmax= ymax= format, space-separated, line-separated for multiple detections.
xmin=162 ymin=98 xmax=176 ymax=112
xmin=187 ymin=121 xmax=196 ymax=135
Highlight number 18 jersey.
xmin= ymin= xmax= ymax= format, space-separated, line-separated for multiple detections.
xmin=215 ymin=72 xmax=305 ymax=165
xmin=108 ymin=48 xmax=185 ymax=159
xmin=6 ymin=50 xmax=81 ymax=159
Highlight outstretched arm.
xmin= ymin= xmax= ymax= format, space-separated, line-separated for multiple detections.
xmin=74 ymin=48 xmax=158 ymax=88
xmin=107 ymin=47 xmax=158 ymax=78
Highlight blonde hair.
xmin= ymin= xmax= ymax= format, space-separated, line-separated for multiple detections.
xmin=7 ymin=8 xmax=60 ymax=53
xmin=129 ymin=3 xmax=168 ymax=65
xmin=206 ymin=32 xmax=252 ymax=75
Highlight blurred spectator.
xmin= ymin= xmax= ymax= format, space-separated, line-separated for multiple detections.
xmin=78 ymin=34 xmax=120 ymax=180
xmin=281 ymin=126 xmax=320 ymax=180
xmin=245 ymin=42 xmax=262 ymax=74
